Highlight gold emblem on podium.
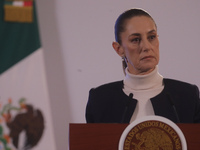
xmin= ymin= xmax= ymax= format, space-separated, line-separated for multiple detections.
xmin=4 ymin=0 xmax=34 ymax=23
xmin=119 ymin=116 xmax=187 ymax=150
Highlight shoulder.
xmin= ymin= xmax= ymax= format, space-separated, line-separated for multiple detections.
xmin=90 ymin=80 xmax=123 ymax=92
xmin=164 ymin=78 xmax=199 ymax=92
xmin=164 ymin=78 xmax=197 ymax=87
xmin=88 ymin=80 xmax=124 ymax=101
xmin=87 ymin=81 xmax=124 ymax=108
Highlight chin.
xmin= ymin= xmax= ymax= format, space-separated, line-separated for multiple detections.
xmin=142 ymin=65 xmax=156 ymax=73
xmin=143 ymin=62 xmax=157 ymax=69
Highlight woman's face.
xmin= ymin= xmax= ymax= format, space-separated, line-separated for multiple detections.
xmin=114 ymin=16 xmax=159 ymax=75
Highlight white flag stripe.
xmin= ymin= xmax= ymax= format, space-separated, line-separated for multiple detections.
xmin=13 ymin=1 xmax=24 ymax=7
xmin=0 ymin=48 xmax=56 ymax=150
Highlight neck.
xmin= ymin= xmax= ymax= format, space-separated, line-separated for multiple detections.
xmin=124 ymin=66 xmax=163 ymax=91
xmin=127 ymin=65 xmax=155 ymax=75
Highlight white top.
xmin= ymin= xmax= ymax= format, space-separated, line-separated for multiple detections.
xmin=123 ymin=66 xmax=164 ymax=123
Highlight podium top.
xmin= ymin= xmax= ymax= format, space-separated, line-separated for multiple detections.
xmin=69 ymin=123 xmax=200 ymax=150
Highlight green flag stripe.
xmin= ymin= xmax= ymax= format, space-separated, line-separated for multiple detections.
xmin=4 ymin=2 xmax=12 ymax=5
xmin=0 ymin=1 xmax=41 ymax=74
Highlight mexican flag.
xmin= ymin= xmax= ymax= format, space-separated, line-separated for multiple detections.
xmin=0 ymin=0 xmax=56 ymax=150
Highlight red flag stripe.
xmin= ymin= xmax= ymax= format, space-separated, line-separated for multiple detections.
xmin=24 ymin=1 xmax=33 ymax=6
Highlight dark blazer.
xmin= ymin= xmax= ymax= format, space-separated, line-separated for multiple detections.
xmin=86 ymin=78 xmax=200 ymax=123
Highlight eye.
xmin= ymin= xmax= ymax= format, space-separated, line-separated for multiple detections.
xmin=131 ymin=38 xmax=141 ymax=44
xmin=148 ymin=35 xmax=157 ymax=41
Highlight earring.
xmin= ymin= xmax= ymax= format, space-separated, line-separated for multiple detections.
xmin=122 ymin=56 xmax=128 ymax=73
xmin=122 ymin=56 xmax=128 ymax=64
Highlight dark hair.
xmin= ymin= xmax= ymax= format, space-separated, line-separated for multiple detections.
xmin=114 ymin=8 xmax=156 ymax=44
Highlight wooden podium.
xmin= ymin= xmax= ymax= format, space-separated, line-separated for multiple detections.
xmin=69 ymin=123 xmax=200 ymax=150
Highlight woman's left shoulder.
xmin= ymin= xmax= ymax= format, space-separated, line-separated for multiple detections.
xmin=163 ymin=78 xmax=199 ymax=91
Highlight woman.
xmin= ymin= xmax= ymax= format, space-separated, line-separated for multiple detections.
xmin=85 ymin=8 xmax=200 ymax=123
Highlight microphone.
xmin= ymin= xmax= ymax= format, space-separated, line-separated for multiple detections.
xmin=121 ymin=93 xmax=133 ymax=123
xmin=166 ymin=93 xmax=180 ymax=123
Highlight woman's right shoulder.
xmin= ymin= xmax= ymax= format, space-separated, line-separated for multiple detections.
xmin=89 ymin=80 xmax=123 ymax=93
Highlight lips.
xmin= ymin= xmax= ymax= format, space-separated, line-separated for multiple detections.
xmin=141 ymin=55 xmax=155 ymax=60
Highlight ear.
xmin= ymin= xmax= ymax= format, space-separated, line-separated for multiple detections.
xmin=112 ymin=42 xmax=124 ymax=57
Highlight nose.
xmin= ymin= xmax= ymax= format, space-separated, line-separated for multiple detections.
xmin=140 ymin=38 xmax=152 ymax=52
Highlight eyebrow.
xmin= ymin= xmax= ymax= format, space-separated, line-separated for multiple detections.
xmin=148 ymin=29 xmax=157 ymax=34
xmin=129 ymin=29 xmax=157 ymax=37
